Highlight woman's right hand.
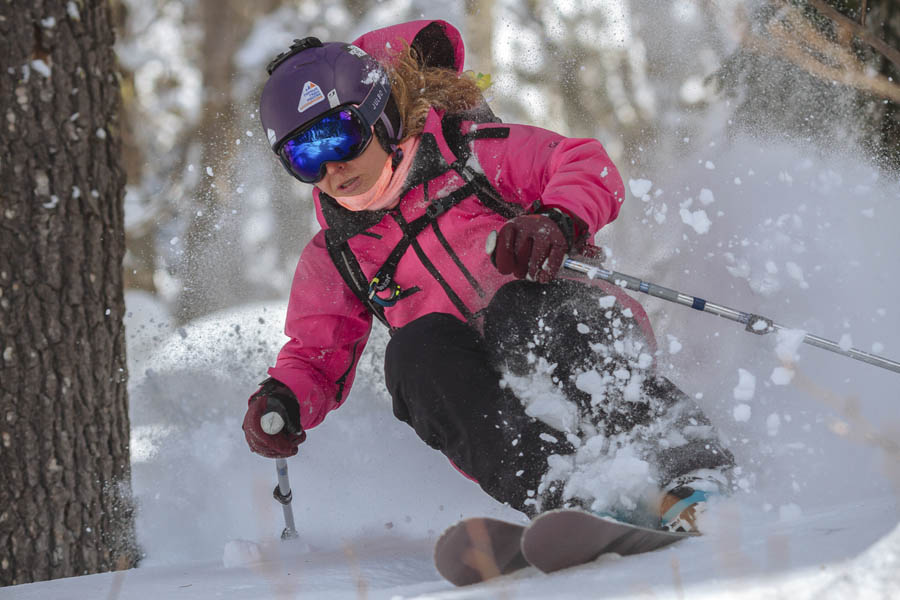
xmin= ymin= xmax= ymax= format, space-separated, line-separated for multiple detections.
xmin=242 ymin=378 xmax=306 ymax=458
xmin=493 ymin=213 xmax=570 ymax=283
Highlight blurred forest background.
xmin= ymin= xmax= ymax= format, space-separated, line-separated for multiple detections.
xmin=4 ymin=0 xmax=899 ymax=587
xmin=113 ymin=0 xmax=899 ymax=324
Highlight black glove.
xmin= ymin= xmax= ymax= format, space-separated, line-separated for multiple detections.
xmin=242 ymin=378 xmax=306 ymax=458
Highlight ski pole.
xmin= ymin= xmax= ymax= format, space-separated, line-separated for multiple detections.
xmin=261 ymin=397 xmax=299 ymax=540
xmin=272 ymin=458 xmax=298 ymax=540
xmin=562 ymin=256 xmax=900 ymax=375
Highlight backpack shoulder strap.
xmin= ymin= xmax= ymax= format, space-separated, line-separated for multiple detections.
xmin=440 ymin=110 xmax=522 ymax=220
xmin=323 ymin=228 xmax=393 ymax=331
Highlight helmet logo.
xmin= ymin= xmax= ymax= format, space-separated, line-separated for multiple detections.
xmin=267 ymin=128 xmax=277 ymax=146
xmin=298 ymin=81 xmax=326 ymax=113
xmin=327 ymin=89 xmax=340 ymax=108
xmin=346 ymin=45 xmax=367 ymax=58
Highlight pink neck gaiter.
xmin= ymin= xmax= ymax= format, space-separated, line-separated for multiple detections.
xmin=335 ymin=136 xmax=420 ymax=212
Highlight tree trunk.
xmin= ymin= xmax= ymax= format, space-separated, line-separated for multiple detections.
xmin=0 ymin=0 xmax=137 ymax=586
xmin=465 ymin=0 xmax=495 ymax=75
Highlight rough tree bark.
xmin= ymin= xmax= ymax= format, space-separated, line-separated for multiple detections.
xmin=0 ymin=0 xmax=137 ymax=586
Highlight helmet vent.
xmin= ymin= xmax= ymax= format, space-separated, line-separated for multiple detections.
xmin=266 ymin=37 xmax=324 ymax=75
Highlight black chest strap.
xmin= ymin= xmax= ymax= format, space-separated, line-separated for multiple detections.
xmin=324 ymin=229 xmax=394 ymax=331
xmin=323 ymin=112 xmax=524 ymax=328
xmin=440 ymin=113 xmax=522 ymax=220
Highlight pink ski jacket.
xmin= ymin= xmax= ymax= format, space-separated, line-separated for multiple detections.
xmin=265 ymin=20 xmax=652 ymax=430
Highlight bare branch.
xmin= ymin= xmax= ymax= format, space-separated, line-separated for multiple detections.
xmin=769 ymin=23 xmax=900 ymax=102
xmin=805 ymin=0 xmax=900 ymax=74
xmin=737 ymin=2 xmax=900 ymax=104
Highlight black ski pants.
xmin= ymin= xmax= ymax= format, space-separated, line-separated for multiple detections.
xmin=384 ymin=279 xmax=734 ymax=515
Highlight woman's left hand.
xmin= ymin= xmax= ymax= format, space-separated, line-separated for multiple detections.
xmin=493 ymin=214 xmax=569 ymax=283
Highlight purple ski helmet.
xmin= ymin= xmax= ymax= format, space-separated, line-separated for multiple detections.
xmin=259 ymin=37 xmax=401 ymax=154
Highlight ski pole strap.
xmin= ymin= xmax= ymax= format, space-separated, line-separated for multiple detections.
xmin=274 ymin=458 xmax=293 ymax=505
xmin=273 ymin=483 xmax=292 ymax=505
xmin=744 ymin=315 xmax=776 ymax=334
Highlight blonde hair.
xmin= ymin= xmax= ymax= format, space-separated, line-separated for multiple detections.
xmin=386 ymin=42 xmax=484 ymax=141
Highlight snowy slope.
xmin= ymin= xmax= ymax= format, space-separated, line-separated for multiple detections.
xmin=3 ymin=508 xmax=898 ymax=599
xmin=4 ymin=137 xmax=900 ymax=600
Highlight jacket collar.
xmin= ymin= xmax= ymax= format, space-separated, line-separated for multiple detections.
xmin=317 ymin=109 xmax=455 ymax=243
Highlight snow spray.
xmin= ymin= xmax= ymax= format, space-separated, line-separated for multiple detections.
xmin=561 ymin=256 xmax=900 ymax=375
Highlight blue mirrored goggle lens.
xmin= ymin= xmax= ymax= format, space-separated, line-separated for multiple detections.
xmin=280 ymin=109 xmax=368 ymax=183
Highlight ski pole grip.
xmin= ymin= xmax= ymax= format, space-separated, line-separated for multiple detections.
xmin=485 ymin=230 xmax=498 ymax=266
xmin=260 ymin=396 xmax=289 ymax=435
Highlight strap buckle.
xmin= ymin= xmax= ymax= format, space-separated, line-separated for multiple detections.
xmin=368 ymin=273 xmax=402 ymax=307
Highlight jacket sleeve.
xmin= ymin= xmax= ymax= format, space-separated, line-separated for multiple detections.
xmin=266 ymin=230 xmax=373 ymax=430
xmin=476 ymin=123 xmax=625 ymax=235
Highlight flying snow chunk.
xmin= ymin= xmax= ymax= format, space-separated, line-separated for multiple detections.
xmin=766 ymin=413 xmax=782 ymax=436
xmin=699 ymin=188 xmax=715 ymax=205
xmin=771 ymin=367 xmax=794 ymax=386
xmin=733 ymin=368 xmax=756 ymax=401
xmin=838 ymin=334 xmax=853 ymax=352
xmin=628 ymin=178 xmax=653 ymax=200
xmin=775 ymin=329 xmax=806 ymax=362
xmin=785 ymin=261 xmax=809 ymax=289
xmin=680 ymin=208 xmax=711 ymax=234
xmin=222 ymin=539 xmax=263 ymax=567
xmin=598 ymin=295 xmax=617 ymax=309
xmin=667 ymin=334 xmax=682 ymax=355
xmin=637 ymin=353 xmax=653 ymax=369
xmin=504 ymin=361 xmax=579 ymax=433
xmin=629 ymin=178 xmax=653 ymax=196
xmin=733 ymin=403 xmax=752 ymax=422
xmin=653 ymin=203 xmax=668 ymax=224
xmin=575 ymin=369 xmax=606 ymax=395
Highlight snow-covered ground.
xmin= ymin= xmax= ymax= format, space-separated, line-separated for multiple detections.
xmin=4 ymin=132 xmax=900 ymax=600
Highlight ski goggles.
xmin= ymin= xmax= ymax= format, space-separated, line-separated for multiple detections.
xmin=277 ymin=105 xmax=374 ymax=184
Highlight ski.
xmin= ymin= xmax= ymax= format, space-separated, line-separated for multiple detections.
xmin=520 ymin=508 xmax=696 ymax=573
xmin=433 ymin=517 xmax=529 ymax=586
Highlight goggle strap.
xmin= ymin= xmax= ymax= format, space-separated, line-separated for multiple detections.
xmin=357 ymin=76 xmax=390 ymax=129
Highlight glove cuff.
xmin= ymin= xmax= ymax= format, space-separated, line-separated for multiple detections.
xmin=536 ymin=206 xmax=589 ymax=251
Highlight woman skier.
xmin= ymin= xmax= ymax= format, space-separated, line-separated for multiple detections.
xmin=242 ymin=19 xmax=734 ymax=531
